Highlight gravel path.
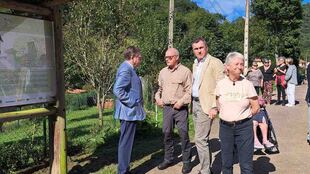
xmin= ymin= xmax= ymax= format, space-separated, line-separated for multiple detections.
xmin=147 ymin=83 xmax=310 ymax=174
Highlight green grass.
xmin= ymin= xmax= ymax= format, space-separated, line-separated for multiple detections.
xmin=0 ymin=106 xmax=197 ymax=173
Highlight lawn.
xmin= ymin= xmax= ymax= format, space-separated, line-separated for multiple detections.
xmin=0 ymin=106 xmax=196 ymax=173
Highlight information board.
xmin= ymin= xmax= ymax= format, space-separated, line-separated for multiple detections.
xmin=0 ymin=13 xmax=56 ymax=107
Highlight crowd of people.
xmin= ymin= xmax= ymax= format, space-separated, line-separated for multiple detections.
xmin=112 ymin=37 xmax=303 ymax=174
xmin=246 ymin=56 xmax=298 ymax=107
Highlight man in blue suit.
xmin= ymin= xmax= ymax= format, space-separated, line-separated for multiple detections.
xmin=113 ymin=46 xmax=146 ymax=174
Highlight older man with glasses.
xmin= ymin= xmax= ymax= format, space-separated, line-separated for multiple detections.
xmin=155 ymin=47 xmax=192 ymax=174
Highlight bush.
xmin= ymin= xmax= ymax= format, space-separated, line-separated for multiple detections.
xmin=65 ymin=91 xmax=96 ymax=112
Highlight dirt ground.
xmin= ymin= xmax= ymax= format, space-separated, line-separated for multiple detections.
xmin=147 ymin=83 xmax=310 ymax=174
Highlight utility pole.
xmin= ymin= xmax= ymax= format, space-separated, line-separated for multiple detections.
xmin=168 ymin=0 xmax=174 ymax=48
xmin=244 ymin=0 xmax=249 ymax=70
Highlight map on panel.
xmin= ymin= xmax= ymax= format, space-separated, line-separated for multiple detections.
xmin=0 ymin=13 xmax=56 ymax=107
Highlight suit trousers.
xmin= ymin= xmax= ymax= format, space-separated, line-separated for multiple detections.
xmin=192 ymin=100 xmax=212 ymax=174
xmin=118 ymin=120 xmax=137 ymax=174
xmin=219 ymin=118 xmax=254 ymax=174
xmin=162 ymin=105 xmax=191 ymax=163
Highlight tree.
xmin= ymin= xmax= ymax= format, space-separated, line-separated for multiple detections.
xmin=301 ymin=3 xmax=310 ymax=59
xmin=252 ymin=0 xmax=303 ymax=60
xmin=63 ymin=0 xmax=129 ymax=126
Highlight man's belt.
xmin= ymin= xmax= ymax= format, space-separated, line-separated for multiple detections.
xmin=192 ymin=97 xmax=199 ymax=101
xmin=220 ymin=117 xmax=252 ymax=127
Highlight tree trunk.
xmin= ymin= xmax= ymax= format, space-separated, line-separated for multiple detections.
xmin=0 ymin=122 xmax=3 ymax=132
xmin=97 ymin=90 xmax=104 ymax=127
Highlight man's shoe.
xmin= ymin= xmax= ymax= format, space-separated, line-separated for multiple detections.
xmin=275 ymin=101 xmax=281 ymax=105
xmin=158 ymin=160 xmax=172 ymax=170
xmin=182 ymin=162 xmax=191 ymax=174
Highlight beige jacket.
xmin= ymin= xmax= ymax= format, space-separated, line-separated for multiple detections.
xmin=193 ymin=54 xmax=224 ymax=114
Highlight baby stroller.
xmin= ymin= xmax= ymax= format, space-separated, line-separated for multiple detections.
xmin=254 ymin=97 xmax=280 ymax=153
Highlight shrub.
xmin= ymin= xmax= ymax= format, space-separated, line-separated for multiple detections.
xmin=65 ymin=91 xmax=96 ymax=112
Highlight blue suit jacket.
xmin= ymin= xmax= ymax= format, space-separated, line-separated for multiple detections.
xmin=113 ymin=61 xmax=146 ymax=121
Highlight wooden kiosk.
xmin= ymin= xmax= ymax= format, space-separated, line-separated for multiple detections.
xmin=0 ymin=0 xmax=73 ymax=173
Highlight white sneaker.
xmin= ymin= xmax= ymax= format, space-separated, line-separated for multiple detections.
xmin=254 ymin=142 xmax=264 ymax=149
xmin=264 ymin=141 xmax=275 ymax=149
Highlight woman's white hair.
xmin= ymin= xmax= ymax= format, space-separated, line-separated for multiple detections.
xmin=225 ymin=52 xmax=244 ymax=65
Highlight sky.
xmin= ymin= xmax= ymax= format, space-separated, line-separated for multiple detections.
xmin=192 ymin=0 xmax=310 ymax=21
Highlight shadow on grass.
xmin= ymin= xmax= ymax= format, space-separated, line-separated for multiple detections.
xmin=68 ymin=120 xmax=196 ymax=174
xmin=68 ymin=120 xmax=163 ymax=174
xmin=68 ymin=111 xmax=113 ymax=122
xmin=67 ymin=124 xmax=94 ymax=156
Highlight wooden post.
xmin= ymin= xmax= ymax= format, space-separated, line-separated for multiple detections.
xmin=50 ymin=6 xmax=67 ymax=174
xmin=244 ymin=0 xmax=249 ymax=70
xmin=168 ymin=0 xmax=174 ymax=48
xmin=0 ymin=0 xmax=51 ymax=16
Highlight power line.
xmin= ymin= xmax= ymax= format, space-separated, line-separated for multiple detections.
xmin=213 ymin=0 xmax=226 ymax=15
xmin=207 ymin=0 xmax=221 ymax=15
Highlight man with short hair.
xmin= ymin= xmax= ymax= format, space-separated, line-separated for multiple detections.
xmin=113 ymin=46 xmax=146 ymax=174
xmin=191 ymin=37 xmax=224 ymax=174
xmin=155 ymin=47 xmax=192 ymax=174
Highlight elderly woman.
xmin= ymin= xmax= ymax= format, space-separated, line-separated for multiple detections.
xmin=216 ymin=52 xmax=259 ymax=174
xmin=274 ymin=57 xmax=287 ymax=105
xmin=285 ymin=58 xmax=297 ymax=107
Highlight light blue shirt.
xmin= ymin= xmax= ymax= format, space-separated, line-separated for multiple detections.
xmin=192 ymin=57 xmax=206 ymax=97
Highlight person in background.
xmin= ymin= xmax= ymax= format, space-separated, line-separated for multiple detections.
xmin=274 ymin=57 xmax=287 ymax=106
xmin=253 ymin=97 xmax=275 ymax=150
xmin=216 ymin=52 xmax=259 ymax=174
xmin=254 ymin=57 xmax=263 ymax=68
xmin=306 ymin=62 xmax=310 ymax=145
xmin=260 ymin=59 xmax=274 ymax=104
xmin=113 ymin=46 xmax=146 ymax=174
xmin=155 ymin=48 xmax=192 ymax=174
xmin=285 ymin=57 xmax=298 ymax=107
xmin=246 ymin=61 xmax=263 ymax=95
xmin=191 ymin=37 xmax=224 ymax=174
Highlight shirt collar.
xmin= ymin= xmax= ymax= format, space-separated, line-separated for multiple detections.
xmin=167 ymin=63 xmax=181 ymax=72
xmin=125 ymin=60 xmax=134 ymax=69
xmin=194 ymin=54 xmax=208 ymax=64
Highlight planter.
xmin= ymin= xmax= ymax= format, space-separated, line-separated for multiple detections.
xmin=97 ymin=99 xmax=114 ymax=109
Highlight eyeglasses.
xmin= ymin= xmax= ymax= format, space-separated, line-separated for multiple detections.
xmin=165 ymin=55 xmax=177 ymax=60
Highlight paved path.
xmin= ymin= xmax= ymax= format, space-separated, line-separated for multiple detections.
xmin=148 ymin=84 xmax=310 ymax=174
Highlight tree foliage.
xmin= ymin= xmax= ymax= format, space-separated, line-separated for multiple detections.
xmin=252 ymin=0 xmax=303 ymax=60
xmin=63 ymin=0 xmax=305 ymax=112
xmin=63 ymin=0 xmax=129 ymax=125
xmin=301 ymin=3 xmax=310 ymax=59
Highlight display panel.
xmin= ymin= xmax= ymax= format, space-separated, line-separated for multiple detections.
xmin=0 ymin=13 xmax=56 ymax=107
